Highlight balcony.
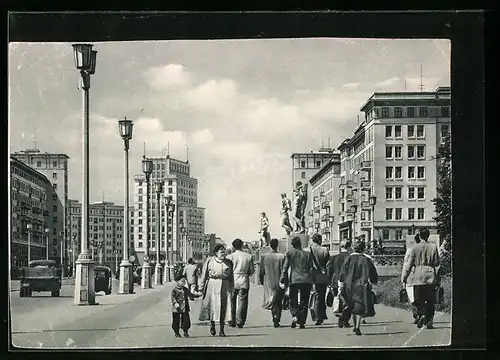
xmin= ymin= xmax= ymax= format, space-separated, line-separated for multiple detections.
xmin=308 ymin=210 xmax=314 ymax=216
xmin=314 ymin=206 xmax=321 ymax=213
xmin=321 ymin=214 xmax=330 ymax=222
xmin=360 ymin=179 xmax=371 ymax=190
xmin=321 ymin=227 xmax=330 ymax=234
xmin=345 ymin=194 xmax=353 ymax=201
xmin=361 ymin=201 xmax=371 ymax=209
xmin=361 ymin=221 xmax=372 ymax=229
xmin=321 ymin=201 xmax=330 ymax=209
xmin=346 ymin=180 xmax=356 ymax=187
xmin=361 ymin=161 xmax=372 ymax=170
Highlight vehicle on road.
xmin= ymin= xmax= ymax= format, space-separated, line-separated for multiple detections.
xmin=114 ymin=265 xmax=142 ymax=285
xmin=94 ymin=266 xmax=112 ymax=295
xmin=19 ymin=260 xmax=62 ymax=298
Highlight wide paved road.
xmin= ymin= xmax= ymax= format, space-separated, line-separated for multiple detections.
xmin=10 ymin=280 xmax=450 ymax=349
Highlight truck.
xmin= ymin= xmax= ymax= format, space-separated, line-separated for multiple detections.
xmin=19 ymin=260 xmax=62 ymax=298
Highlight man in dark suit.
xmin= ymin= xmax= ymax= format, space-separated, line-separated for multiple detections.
xmin=279 ymin=237 xmax=313 ymax=329
xmin=328 ymin=239 xmax=352 ymax=327
xmin=309 ymin=233 xmax=331 ymax=325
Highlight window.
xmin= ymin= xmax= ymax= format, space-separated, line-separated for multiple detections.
xmin=52 ymin=193 xmax=57 ymax=201
xmin=138 ymin=226 xmax=143 ymax=232
xmin=53 ymin=216 xmax=58 ymax=223
xmin=408 ymin=208 xmax=415 ymax=220
xmin=138 ymin=188 xmax=143 ymax=194
xmin=138 ymin=241 xmax=143 ymax=248
xmin=168 ymin=188 xmax=173 ymax=194
xmin=394 ymin=107 xmax=403 ymax=118
xmin=394 ymin=146 xmax=402 ymax=159
xmin=441 ymin=125 xmax=450 ymax=139
xmin=407 ymin=107 xmax=415 ymax=117
xmin=168 ymin=180 xmax=172 ymax=186
xmin=407 ymin=125 xmax=415 ymax=138
xmin=441 ymin=106 xmax=450 ymax=117
xmin=418 ymin=208 xmax=425 ymax=220
xmin=396 ymin=229 xmax=403 ymax=240
xmin=138 ymin=211 xmax=142 ymax=217
xmin=301 ymin=161 xmax=306 ymax=168
xmin=385 ymin=125 xmax=392 ymax=138
xmin=386 ymin=187 xmax=393 ymax=199
xmin=52 ymin=161 xmax=58 ymax=167
xmin=395 ymin=166 xmax=402 ymax=179
xmin=395 ymin=208 xmax=402 ymax=220
xmin=408 ymin=186 xmax=415 ymax=199
xmin=138 ymin=203 xmax=143 ymax=210
xmin=53 ymin=183 xmax=57 ymax=190
xmin=394 ymin=125 xmax=402 ymax=138
xmin=385 ymin=146 xmax=393 ymax=159
xmin=138 ymin=219 xmax=143 ymax=225
xmin=37 ymin=161 xmax=42 ymax=167
xmin=382 ymin=229 xmax=390 ymax=240
xmin=52 ymin=173 xmax=57 ymax=179
xmin=385 ymin=167 xmax=393 ymax=179
xmin=408 ymin=145 xmax=415 ymax=159
xmin=417 ymin=187 xmax=425 ymax=199
xmin=395 ymin=187 xmax=402 ymax=199
xmin=408 ymin=166 xmax=415 ymax=179
xmin=301 ymin=171 xmax=306 ymax=179
xmin=419 ymin=107 xmax=428 ymax=117
xmin=138 ymin=196 xmax=143 ymax=202
xmin=53 ymin=205 xmax=57 ymax=212
xmin=382 ymin=107 xmax=390 ymax=117
xmin=417 ymin=145 xmax=425 ymax=159
xmin=385 ymin=208 xmax=393 ymax=220
xmin=417 ymin=166 xmax=425 ymax=179
xmin=417 ymin=125 xmax=425 ymax=138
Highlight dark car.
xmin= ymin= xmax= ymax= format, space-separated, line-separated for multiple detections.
xmin=20 ymin=260 xmax=62 ymax=297
xmin=94 ymin=266 xmax=112 ymax=295
xmin=114 ymin=265 xmax=142 ymax=285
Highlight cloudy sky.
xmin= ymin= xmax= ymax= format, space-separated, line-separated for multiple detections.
xmin=9 ymin=38 xmax=450 ymax=244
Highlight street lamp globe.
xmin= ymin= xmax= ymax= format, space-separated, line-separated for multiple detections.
xmin=142 ymin=158 xmax=153 ymax=175
xmin=350 ymin=204 xmax=358 ymax=213
xmin=88 ymin=50 xmax=98 ymax=75
xmin=155 ymin=181 xmax=163 ymax=194
xmin=26 ymin=223 xmax=32 ymax=230
xmin=180 ymin=226 xmax=186 ymax=233
xmin=44 ymin=228 xmax=50 ymax=234
xmin=118 ymin=117 xmax=133 ymax=141
xmin=369 ymin=195 xmax=377 ymax=206
xmin=72 ymin=44 xmax=94 ymax=70
xmin=168 ymin=203 xmax=175 ymax=213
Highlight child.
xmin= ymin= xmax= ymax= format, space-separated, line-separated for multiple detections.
xmin=171 ymin=273 xmax=201 ymax=338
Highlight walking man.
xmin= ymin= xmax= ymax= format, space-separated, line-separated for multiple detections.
xmin=328 ymin=239 xmax=352 ymax=328
xmin=309 ymin=233 xmax=331 ymax=325
xmin=260 ymin=238 xmax=286 ymax=327
xmin=227 ymin=238 xmax=255 ymax=328
xmin=183 ymin=258 xmax=199 ymax=294
xmin=279 ymin=236 xmax=313 ymax=329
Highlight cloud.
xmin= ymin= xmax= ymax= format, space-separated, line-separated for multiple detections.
xmin=184 ymin=78 xmax=239 ymax=112
xmin=342 ymin=82 xmax=360 ymax=90
xmin=144 ymin=64 xmax=192 ymax=91
xmin=376 ymin=76 xmax=400 ymax=88
xmin=190 ymin=128 xmax=214 ymax=145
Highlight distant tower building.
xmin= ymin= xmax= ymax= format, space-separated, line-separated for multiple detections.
xmin=12 ymin=149 xmax=70 ymax=268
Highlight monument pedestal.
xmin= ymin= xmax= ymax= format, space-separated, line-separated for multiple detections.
xmin=141 ymin=262 xmax=153 ymax=289
xmin=154 ymin=264 xmax=162 ymax=285
xmin=74 ymin=254 xmax=98 ymax=305
xmin=286 ymin=233 xmax=309 ymax=251
xmin=118 ymin=260 xmax=134 ymax=294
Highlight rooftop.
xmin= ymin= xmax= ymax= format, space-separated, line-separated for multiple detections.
xmin=309 ymin=155 xmax=341 ymax=185
xmin=12 ymin=149 xmax=70 ymax=159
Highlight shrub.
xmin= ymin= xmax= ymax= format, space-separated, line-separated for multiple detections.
xmin=375 ymin=275 xmax=452 ymax=314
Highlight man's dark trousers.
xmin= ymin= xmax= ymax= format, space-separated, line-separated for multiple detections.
xmin=413 ymin=284 xmax=436 ymax=323
xmin=289 ymin=283 xmax=312 ymax=325
xmin=231 ymin=288 xmax=249 ymax=327
xmin=314 ymin=283 xmax=328 ymax=321
xmin=172 ymin=312 xmax=191 ymax=334
xmin=271 ymin=288 xmax=286 ymax=323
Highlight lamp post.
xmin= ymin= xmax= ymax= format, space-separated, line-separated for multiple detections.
xmin=141 ymin=157 xmax=153 ymax=289
xmin=118 ymin=117 xmax=134 ymax=295
xmin=369 ymin=195 xmax=377 ymax=255
xmin=164 ymin=195 xmax=175 ymax=283
xmin=154 ymin=181 xmax=163 ymax=285
xmin=60 ymin=231 xmax=65 ymax=275
xmin=180 ymin=226 xmax=187 ymax=262
xmin=350 ymin=204 xmax=358 ymax=242
xmin=26 ymin=223 xmax=32 ymax=265
xmin=72 ymin=233 xmax=77 ymax=276
xmin=44 ymin=228 xmax=50 ymax=260
xmin=72 ymin=43 xmax=98 ymax=305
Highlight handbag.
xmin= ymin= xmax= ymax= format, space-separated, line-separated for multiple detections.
xmin=399 ymin=288 xmax=409 ymax=303
xmin=332 ymin=293 xmax=345 ymax=315
xmin=435 ymin=286 xmax=444 ymax=304
xmin=309 ymin=290 xmax=319 ymax=321
xmin=282 ymin=288 xmax=290 ymax=310
xmin=326 ymin=286 xmax=334 ymax=307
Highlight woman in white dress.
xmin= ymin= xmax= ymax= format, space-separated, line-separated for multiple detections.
xmin=198 ymin=244 xmax=234 ymax=337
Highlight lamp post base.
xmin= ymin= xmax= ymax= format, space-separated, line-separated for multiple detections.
xmin=141 ymin=262 xmax=153 ymax=289
xmin=154 ymin=264 xmax=162 ymax=285
xmin=118 ymin=260 xmax=134 ymax=294
xmin=163 ymin=264 xmax=171 ymax=283
xmin=73 ymin=255 xmax=98 ymax=306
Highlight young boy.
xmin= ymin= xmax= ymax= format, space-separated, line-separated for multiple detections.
xmin=171 ymin=273 xmax=201 ymax=338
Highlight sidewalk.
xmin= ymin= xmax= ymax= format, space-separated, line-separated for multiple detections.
xmin=10 ymin=278 xmax=75 ymax=292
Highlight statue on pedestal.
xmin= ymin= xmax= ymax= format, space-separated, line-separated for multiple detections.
xmin=259 ymin=212 xmax=271 ymax=248
xmin=280 ymin=193 xmax=293 ymax=235
xmin=292 ymin=181 xmax=308 ymax=234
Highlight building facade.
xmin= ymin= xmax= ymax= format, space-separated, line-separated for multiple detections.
xmin=291 ymin=147 xmax=338 ymax=232
xmin=308 ymin=154 xmax=342 ymax=253
xmin=11 ymin=149 xmax=70 ymax=267
xmin=337 ymin=86 xmax=451 ymax=251
xmin=203 ymin=233 xmax=217 ymax=259
xmin=132 ymin=155 xmax=204 ymax=265
xmin=10 ymin=157 xmax=52 ymax=268
xmin=179 ymin=206 xmax=205 ymax=261
xmin=68 ymin=200 xmax=126 ymax=273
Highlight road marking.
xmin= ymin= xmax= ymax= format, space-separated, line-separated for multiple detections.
xmin=403 ymin=326 xmax=425 ymax=347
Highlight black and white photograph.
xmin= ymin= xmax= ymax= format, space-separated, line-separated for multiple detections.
xmin=8 ymin=16 xmax=454 ymax=349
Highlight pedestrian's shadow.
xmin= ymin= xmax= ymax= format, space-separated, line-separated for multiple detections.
xmin=351 ymin=331 xmax=409 ymax=336
xmin=186 ymin=333 xmax=267 ymax=339
xmin=26 ymin=296 xmax=73 ymax=299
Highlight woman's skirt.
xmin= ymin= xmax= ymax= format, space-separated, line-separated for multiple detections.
xmin=198 ymin=278 xmax=233 ymax=323
xmin=345 ymin=283 xmax=376 ymax=317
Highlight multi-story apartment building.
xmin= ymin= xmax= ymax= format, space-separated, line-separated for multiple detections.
xmin=179 ymin=206 xmax=205 ymax=261
xmin=10 ymin=157 xmax=53 ymax=268
xmin=291 ymin=147 xmax=338 ymax=232
xmin=68 ymin=200 xmax=126 ymax=273
xmin=11 ymin=149 xmax=70 ymax=267
xmin=203 ymin=233 xmax=217 ymax=259
xmin=337 ymin=86 xmax=451 ymax=251
xmin=308 ymin=154 xmax=342 ymax=253
xmin=133 ymin=155 xmax=204 ymax=265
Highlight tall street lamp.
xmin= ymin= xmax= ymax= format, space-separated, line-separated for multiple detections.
xmin=350 ymin=204 xmax=358 ymax=242
xmin=72 ymin=43 xmax=98 ymax=306
xmin=141 ymin=157 xmax=153 ymax=289
xmin=180 ymin=226 xmax=187 ymax=262
xmin=369 ymin=195 xmax=377 ymax=254
xmin=154 ymin=181 xmax=163 ymax=285
xmin=26 ymin=223 xmax=32 ymax=265
xmin=72 ymin=233 xmax=77 ymax=276
xmin=118 ymin=117 xmax=135 ymax=295
xmin=164 ymin=195 xmax=175 ymax=283
xmin=44 ymin=228 xmax=50 ymax=260
xmin=60 ymin=231 xmax=65 ymax=274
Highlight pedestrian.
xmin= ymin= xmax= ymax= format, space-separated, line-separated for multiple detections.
xmin=328 ymin=239 xmax=352 ymax=328
xmin=401 ymin=228 xmax=441 ymax=329
xmin=226 ymin=238 xmax=255 ymax=328
xmin=309 ymin=233 xmax=331 ymax=326
xmin=279 ymin=236 xmax=314 ymax=329
xmin=171 ymin=273 xmax=201 ymax=338
xmin=198 ymin=244 xmax=234 ymax=337
xmin=259 ymin=238 xmax=286 ymax=328
xmin=338 ymin=238 xmax=378 ymax=336
xmin=404 ymin=233 xmax=421 ymax=324
xmin=183 ymin=258 xmax=199 ymax=294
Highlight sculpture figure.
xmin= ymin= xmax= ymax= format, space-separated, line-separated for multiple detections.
xmin=292 ymin=181 xmax=308 ymax=234
xmin=280 ymin=193 xmax=293 ymax=235
xmin=259 ymin=212 xmax=271 ymax=248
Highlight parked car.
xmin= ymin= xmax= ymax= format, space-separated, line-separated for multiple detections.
xmin=20 ymin=260 xmax=62 ymax=298
xmin=94 ymin=266 xmax=112 ymax=295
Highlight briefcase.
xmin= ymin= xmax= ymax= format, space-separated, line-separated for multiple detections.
xmin=326 ymin=286 xmax=334 ymax=308
xmin=309 ymin=291 xmax=319 ymax=322
xmin=282 ymin=289 xmax=290 ymax=311
xmin=399 ymin=288 xmax=409 ymax=303
xmin=332 ymin=294 xmax=345 ymax=315
xmin=435 ymin=286 xmax=444 ymax=304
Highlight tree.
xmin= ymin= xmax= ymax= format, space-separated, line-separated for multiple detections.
xmin=432 ymin=133 xmax=452 ymax=252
